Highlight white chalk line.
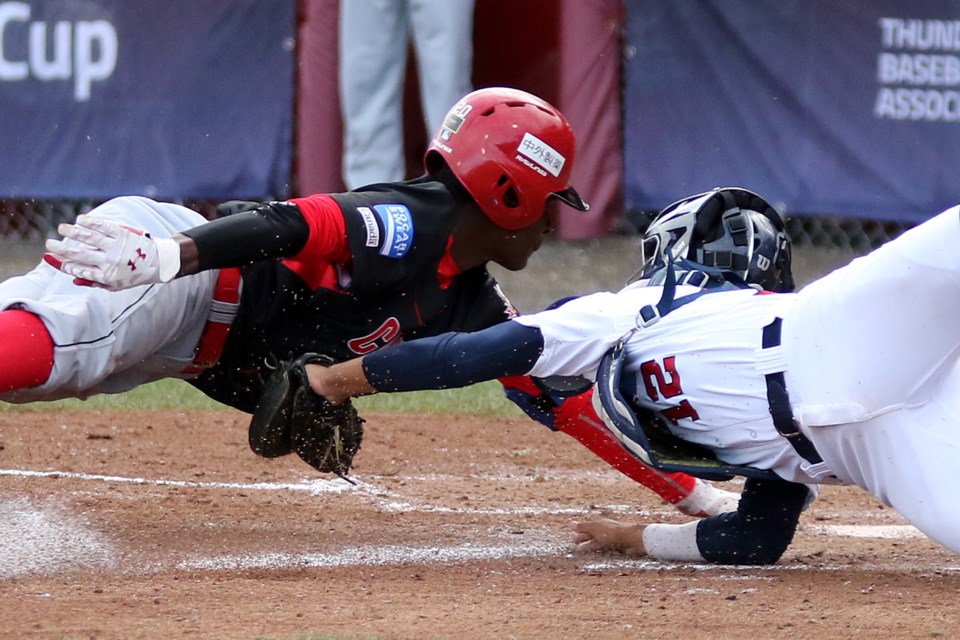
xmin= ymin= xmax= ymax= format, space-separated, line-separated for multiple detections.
xmin=0 ymin=468 xmax=354 ymax=495
xmin=808 ymin=524 xmax=924 ymax=540
xmin=580 ymin=559 xmax=960 ymax=573
xmin=0 ymin=467 xmax=642 ymax=517
xmin=0 ymin=466 xmax=944 ymax=577
xmin=177 ymin=536 xmax=571 ymax=572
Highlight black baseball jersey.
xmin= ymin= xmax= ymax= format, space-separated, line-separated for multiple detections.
xmin=187 ymin=176 xmax=515 ymax=412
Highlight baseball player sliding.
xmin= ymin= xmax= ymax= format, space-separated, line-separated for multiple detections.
xmin=300 ymin=199 xmax=960 ymax=564
xmin=12 ymin=87 xmax=734 ymax=517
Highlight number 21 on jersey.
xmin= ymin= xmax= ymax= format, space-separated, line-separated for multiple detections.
xmin=639 ymin=356 xmax=700 ymax=424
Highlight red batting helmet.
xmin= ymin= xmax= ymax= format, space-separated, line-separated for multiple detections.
xmin=425 ymin=87 xmax=589 ymax=230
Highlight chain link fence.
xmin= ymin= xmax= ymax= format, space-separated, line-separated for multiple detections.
xmin=0 ymin=199 xmax=221 ymax=243
xmin=0 ymin=200 xmax=81 ymax=242
xmin=1 ymin=198 xmax=917 ymax=253
xmin=784 ymin=215 xmax=914 ymax=252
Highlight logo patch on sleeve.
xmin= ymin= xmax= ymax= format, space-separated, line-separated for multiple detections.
xmin=357 ymin=207 xmax=380 ymax=247
xmin=373 ymin=204 xmax=414 ymax=258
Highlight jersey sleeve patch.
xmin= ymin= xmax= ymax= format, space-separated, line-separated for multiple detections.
xmin=353 ymin=204 xmax=414 ymax=258
xmin=356 ymin=207 xmax=381 ymax=248
xmin=370 ymin=204 xmax=414 ymax=258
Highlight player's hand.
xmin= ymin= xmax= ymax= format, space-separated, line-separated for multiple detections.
xmin=44 ymin=215 xmax=182 ymax=290
xmin=571 ymin=518 xmax=647 ymax=556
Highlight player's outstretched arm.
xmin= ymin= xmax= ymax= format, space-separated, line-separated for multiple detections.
xmin=572 ymin=519 xmax=647 ymax=555
xmin=311 ymin=320 xmax=546 ymax=403
xmin=571 ymin=478 xmax=810 ymax=565
xmin=44 ymin=215 xmax=188 ymax=290
xmin=44 ymin=199 xmax=321 ymax=290
xmin=308 ymin=357 xmax=377 ymax=404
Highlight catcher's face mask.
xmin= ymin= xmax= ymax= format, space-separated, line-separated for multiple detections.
xmin=637 ymin=191 xmax=714 ymax=274
xmin=634 ymin=188 xmax=794 ymax=292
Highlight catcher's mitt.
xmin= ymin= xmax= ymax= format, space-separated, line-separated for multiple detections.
xmin=248 ymin=353 xmax=365 ymax=477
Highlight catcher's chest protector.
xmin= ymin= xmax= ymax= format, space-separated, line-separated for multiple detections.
xmin=593 ymin=264 xmax=779 ymax=481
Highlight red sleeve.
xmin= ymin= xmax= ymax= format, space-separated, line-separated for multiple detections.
xmin=287 ymin=194 xmax=351 ymax=264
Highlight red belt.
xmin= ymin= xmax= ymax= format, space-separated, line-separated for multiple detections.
xmin=182 ymin=267 xmax=242 ymax=375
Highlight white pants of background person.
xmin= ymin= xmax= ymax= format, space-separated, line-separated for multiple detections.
xmin=339 ymin=0 xmax=474 ymax=189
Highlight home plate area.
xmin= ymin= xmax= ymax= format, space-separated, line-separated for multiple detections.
xmin=0 ymin=469 xmax=944 ymax=578
xmin=2 ymin=409 xmax=960 ymax=639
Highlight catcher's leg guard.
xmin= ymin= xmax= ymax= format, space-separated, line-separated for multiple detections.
xmin=555 ymin=390 xmax=737 ymax=512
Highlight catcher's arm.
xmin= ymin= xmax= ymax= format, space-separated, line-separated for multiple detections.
xmin=572 ymin=477 xmax=810 ymax=564
xmin=309 ymin=357 xmax=376 ymax=405
xmin=310 ymin=321 xmax=544 ymax=403
xmin=572 ymin=519 xmax=647 ymax=556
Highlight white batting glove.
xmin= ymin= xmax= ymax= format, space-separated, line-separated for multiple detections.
xmin=43 ymin=214 xmax=182 ymax=290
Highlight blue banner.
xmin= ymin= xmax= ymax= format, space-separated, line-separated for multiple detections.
xmin=0 ymin=0 xmax=295 ymax=199
xmin=624 ymin=0 xmax=960 ymax=221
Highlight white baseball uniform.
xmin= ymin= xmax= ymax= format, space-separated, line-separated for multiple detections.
xmin=0 ymin=196 xmax=218 ymax=402
xmin=512 ymin=205 xmax=960 ymax=554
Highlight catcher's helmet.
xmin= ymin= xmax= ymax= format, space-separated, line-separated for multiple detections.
xmin=425 ymin=87 xmax=589 ymax=230
xmin=638 ymin=187 xmax=794 ymax=292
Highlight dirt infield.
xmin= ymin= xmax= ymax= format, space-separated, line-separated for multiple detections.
xmin=3 ymin=236 xmax=951 ymax=639
xmin=3 ymin=408 xmax=960 ymax=640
